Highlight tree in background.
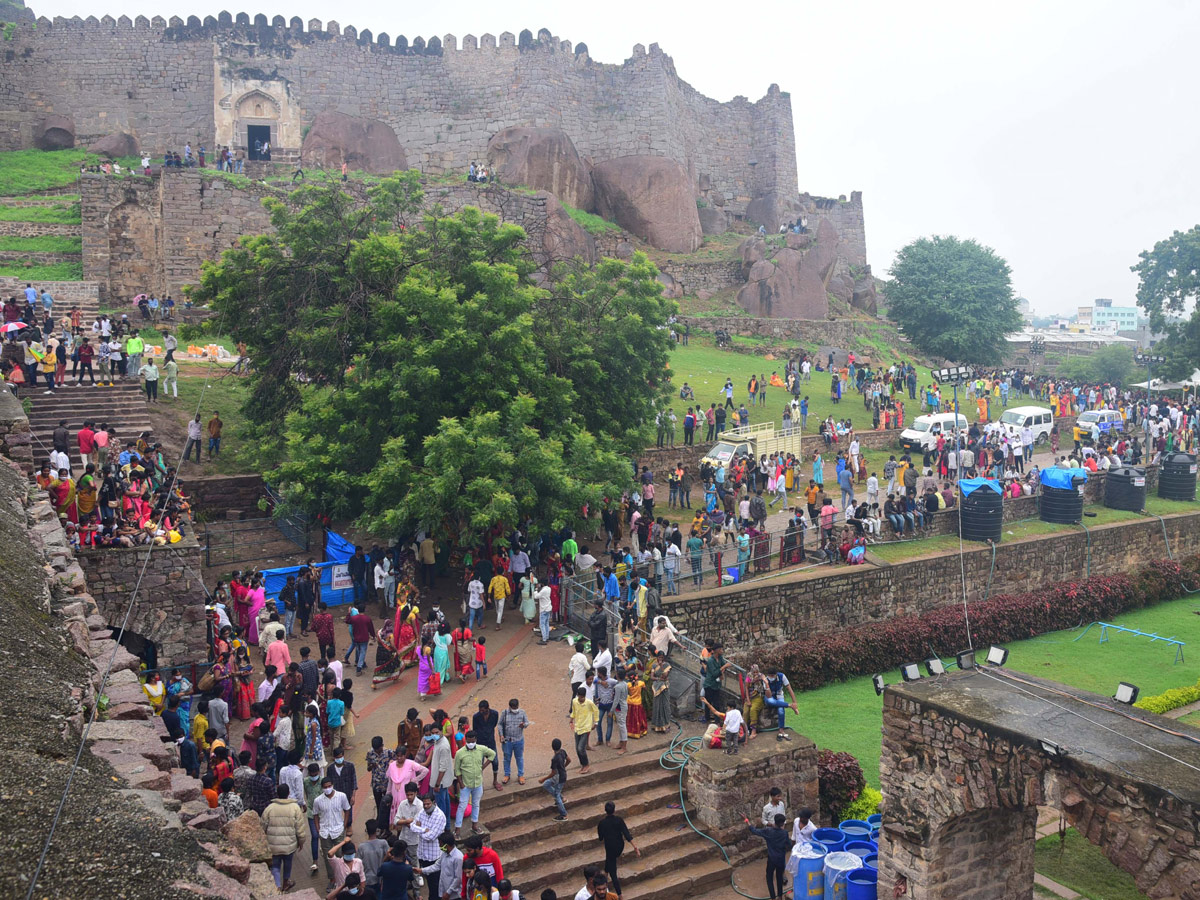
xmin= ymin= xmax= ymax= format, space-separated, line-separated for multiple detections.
xmin=1132 ymin=225 xmax=1200 ymax=381
xmin=192 ymin=176 xmax=673 ymax=545
xmin=886 ymin=236 xmax=1022 ymax=365
xmin=1056 ymin=344 xmax=1134 ymax=387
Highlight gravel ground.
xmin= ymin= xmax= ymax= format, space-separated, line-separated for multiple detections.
xmin=0 ymin=463 xmax=209 ymax=900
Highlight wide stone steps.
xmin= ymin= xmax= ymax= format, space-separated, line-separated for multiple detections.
xmin=25 ymin=381 xmax=155 ymax=469
xmin=472 ymin=748 xmax=730 ymax=900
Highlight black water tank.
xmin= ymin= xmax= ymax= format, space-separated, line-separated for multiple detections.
xmin=1105 ymin=466 xmax=1147 ymax=511
xmin=1159 ymin=452 xmax=1198 ymax=501
xmin=960 ymin=484 xmax=1003 ymax=543
xmin=1041 ymin=479 xmax=1085 ymax=524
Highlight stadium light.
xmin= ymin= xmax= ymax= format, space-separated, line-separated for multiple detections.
xmin=1114 ymin=682 xmax=1140 ymax=705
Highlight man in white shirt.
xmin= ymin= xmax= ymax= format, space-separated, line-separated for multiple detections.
xmin=663 ymin=542 xmax=681 ymax=596
xmin=278 ymin=749 xmax=306 ymax=813
xmin=391 ymin=781 xmax=424 ymax=850
xmin=567 ymin=641 xmax=589 ymax=707
xmin=762 ymin=788 xmax=786 ymax=825
xmin=467 ymin=576 xmax=485 ymax=631
xmin=535 ymin=585 xmax=553 ymax=644
xmin=49 ymin=447 xmax=71 ymax=474
xmin=374 ymin=558 xmax=392 ymax=608
xmin=592 ymin=641 xmax=613 ymax=677
xmin=312 ymin=777 xmax=351 ymax=887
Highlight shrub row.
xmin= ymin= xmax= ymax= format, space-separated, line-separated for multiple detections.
xmin=1134 ymin=679 xmax=1200 ymax=715
xmin=756 ymin=556 xmax=1200 ymax=693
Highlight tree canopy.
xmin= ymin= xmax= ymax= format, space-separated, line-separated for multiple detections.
xmin=191 ymin=175 xmax=675 ymax=544
xmin=885 ymin=235 xmax=1022 ymax=365
xmin=1056 ymin=344 xmax=1134 ymax=387
xmin=1132 ymin=225 xmax=1200 ymax=381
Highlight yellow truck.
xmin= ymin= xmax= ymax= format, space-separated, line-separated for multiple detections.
xmin=700 ymin=422 xmax=803 ymax=471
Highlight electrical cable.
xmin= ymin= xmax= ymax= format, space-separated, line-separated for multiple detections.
xmin=24 ymin=314 xmax=225 ymax=900
xmin=659 ymin=724 xmax=793 ymax=900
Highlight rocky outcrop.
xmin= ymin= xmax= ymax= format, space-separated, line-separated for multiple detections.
xmin=487 ymin=126 xmax=594 ymax=211
xmin=591 ymin=156 xmax=703 ymax=253
xmin=745 ymin=191 xmax=799 ymax=232
xmin=34 ymin=114 xmax=76 ymax=150
xmin=300 ymin=110 xmax=408 ymax=174
xmin=90 ymin=132 xmax=140 ymax=158
xmin=851 ymin=267 xmax=879 ymax=316
xmin=536 ymin=190 xmax=595 ymax=265
xmin=735 ymin=219 xmax=839 ymax=319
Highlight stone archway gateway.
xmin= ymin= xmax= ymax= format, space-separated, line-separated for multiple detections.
xmin=234 ymin=90 xmax=281 ymax=160
xmin=879 ymin=669 xmax=1200 ymax=899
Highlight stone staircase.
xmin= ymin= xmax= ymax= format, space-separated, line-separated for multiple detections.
xmin=25 ymin=380 xmax=155 ymax=470
xmin=480 ymin=749 xmax=737 ymax=900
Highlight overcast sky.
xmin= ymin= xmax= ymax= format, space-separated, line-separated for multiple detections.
xmin=32 ymin=0 xmax=1200 ymax=315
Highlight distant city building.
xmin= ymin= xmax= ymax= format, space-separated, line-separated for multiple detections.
xmin=1016 ymin=296 xmax=1033 ymax=324
xmin=1090 ymin=298 xmax=1139 ymax=331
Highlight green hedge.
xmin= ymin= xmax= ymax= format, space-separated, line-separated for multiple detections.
xmin=1134 ymin=679 xmax=1200 ymax=715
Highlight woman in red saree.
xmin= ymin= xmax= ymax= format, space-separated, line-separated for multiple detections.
xmin=232 ymin=646 xmax=256 ymax=720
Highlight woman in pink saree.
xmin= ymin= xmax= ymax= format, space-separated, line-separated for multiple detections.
xmin=245 ymin=576 xmax=267 ymax=645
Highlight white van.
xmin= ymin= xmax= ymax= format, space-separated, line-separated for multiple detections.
xmin=899 ymin=412 xmax=969 ymax=453
xmin=999 ymin=406 xmax=1054 ymax=445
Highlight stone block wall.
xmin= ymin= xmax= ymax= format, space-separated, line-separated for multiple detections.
xmin=0 ymin=278 xmax=102 ymax=307
xmin=0 ymin=389 xmax=34 ymax=476
xmin=684 ymin=739 xmax=819 ymax=845
xmin=76 ymin=534 xmax=210 ymax=666
xmin=186 ymin=473 xmax=266 ymax=518
xmin=662 ymin=506 xmax=1200 ymax=648
xmin=0 ymin=221 xmax=82 ymax=237
xmin=659 ymin=260 xmax=745 ymax=296
xmin=2 ymin=18 xmax=797 ymax=218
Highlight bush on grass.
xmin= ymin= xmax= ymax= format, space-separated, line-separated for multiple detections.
xmin=756 ymin=556 xmax=1200 ymax=692
xmin=818 ymin=749 xmax=866 ymax=824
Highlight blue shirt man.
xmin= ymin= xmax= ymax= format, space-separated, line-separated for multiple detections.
xmin=604 ymin=572 xmax=620 ymax=603
xmin=41 ymin=291 xmax=53 ymax=312
xmin=24 ymin=285 xmax=36 ymax=304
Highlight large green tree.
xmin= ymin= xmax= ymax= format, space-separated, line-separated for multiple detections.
xmin=191 ymin=176 xmax=674 ymax=544
xmin=886 ymin=235 xmax=1022 ymax=364
xmin=1056 ymin=344 xmax=1134 ymax=387
xmin=1131 ymin=225 xmax=1200 ymax=380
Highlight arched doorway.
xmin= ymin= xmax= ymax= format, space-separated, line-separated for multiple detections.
xmin=234 ymin=90 xmax=281 ymax=160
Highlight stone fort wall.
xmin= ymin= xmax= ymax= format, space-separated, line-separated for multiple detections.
xmin=2 ymin=15 xmax=797 ymax=219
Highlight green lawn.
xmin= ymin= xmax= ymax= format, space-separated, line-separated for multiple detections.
xmin=0 ymin=149 xmax=92 ymax=195
xmin=870 ymin=498 xmax=1198 ymax=563
xmin=0 ymin=235 xmax=82 ymax=253
xmin=666 ymin=334 xmax=1038 ymax=432
xmin=0 ymin=261 xmax=83 ymax=280
xmin=786 ymin=595 xmax=1200 ymax=784
xmin=171 ymin=374 xmax=255 ymax=475
xmin=0 ymin=204 xmax=81 ymax=223
xmin=1035 ymin=829 xmax=1148 ymax=900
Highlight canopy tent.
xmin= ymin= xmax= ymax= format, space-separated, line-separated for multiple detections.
xmin=1130 ymin=369 xmax=1200 ymax=392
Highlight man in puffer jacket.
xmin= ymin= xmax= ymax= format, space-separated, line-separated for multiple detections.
xmin=261 ymin=784 xmax=308 ymax=891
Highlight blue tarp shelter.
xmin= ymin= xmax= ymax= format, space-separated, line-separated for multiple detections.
xmin=1040 ymin=467 xmax=1088 ymax=491
xmin=957 ymin=477 xmax=1003 ymax=497
xmin=261 ymin=530 xmax=358 ymax=609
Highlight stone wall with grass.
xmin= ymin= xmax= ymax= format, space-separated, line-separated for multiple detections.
xmin=3 ymin=18 xmax=797 ymax=221
xmin=663 ymin=504 xmax=1200 ymax=648
xmin=0 ymin=388 xmax=34 ymax=475
xmin=681 ymin=314 xmax=910 ymax=353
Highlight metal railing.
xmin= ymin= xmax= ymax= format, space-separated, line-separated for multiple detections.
xmin=263 ymin=482 xmax=311 ymax=551
xmin=202 ymin=484 xmax=310 ymax=566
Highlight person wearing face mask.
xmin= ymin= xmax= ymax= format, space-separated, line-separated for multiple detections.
xmin=419 ymin=831 xmax=463 ymax=900
xmin=452 ymin=730 xmax=496 ymax=837
xmin=327 ymin=837 xmax=367 ymax=897
xmin=410 ymin=794 xmax=448 ymax=898
xmin=391 ymin=781 xmax=424 ymax=859
xmin=426 ymin=725 xmax=454 ymax=818
xmin=314 ymin=776 xmax=352 ymax=891
xmin=327 ymin=746 xmax=359 ymax=833
xmin=332 ymin=870 xmax=376 ymax=900
xmin=304 ymin=763 xmax=325 ymax=875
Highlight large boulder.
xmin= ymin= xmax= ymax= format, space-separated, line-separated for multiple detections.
xmin=591 ymin=156 xmax=703 ymax=253
xmin=852 ymin=267 xmax=879 ymax=315
xmin=745 ymin=191 xmax=800 ymax=233
xmin=735 ymin=218 xmax=840 ymax=319
xmin=33 ymin=114 xmax=75 ymax=150
xmin=220 ymin=809 xmax=271 ymax=861
xmin=487 ymin=127 xmax=594 ymax=211
xmin=535 ymin=191 xmax=595 ymax=265
xmin=89 ymin=132 xmax=139 ymax=158
xmin=300 ymin=110 xmax=408 ymax=175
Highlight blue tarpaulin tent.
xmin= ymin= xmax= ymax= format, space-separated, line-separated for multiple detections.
xmin=261 ymin=530 xmax=358 ymax=610
xmin=1040 ymin=467 xmax=1088 ymax=491
xmin=957 ymin=477 xmax=1003 ymax=497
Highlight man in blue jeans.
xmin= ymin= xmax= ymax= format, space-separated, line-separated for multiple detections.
xmin=497 ymin=698 xmax=530 ymax=784
xmin=453 ymin=731 xmax=496 ymax=834
xmin=343 ymin=607 xmax=376 ymax=675
xmin=763 ymin=666 xmax=800 ymax=742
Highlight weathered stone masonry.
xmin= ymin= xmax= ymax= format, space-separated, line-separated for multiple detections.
xmin=2 ymin=17 xmax=796 ymax=221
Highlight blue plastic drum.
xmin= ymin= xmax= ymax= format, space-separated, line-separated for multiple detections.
xmin=839 ymin=819 xmax=873 ymax=838
xmin=863 ymin=853 xmax=878 ymax=871
xmin=792 ymin=841 xmax=827 ymax=898
xmin=846 ymin=867 xmax=878 ymax=900
xmin=813 ymin=828 xmax=846 ymax=854
xmin=843 ymin=840 xmax=876 ymax=859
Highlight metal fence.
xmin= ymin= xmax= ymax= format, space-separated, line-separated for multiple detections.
xmin=202 ymin=484 xmax=310 ymax=566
